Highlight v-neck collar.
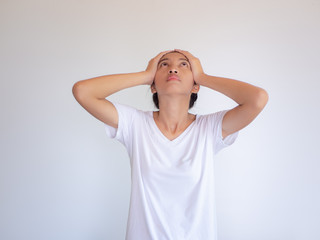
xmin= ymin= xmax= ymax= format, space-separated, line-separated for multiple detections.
xmin=148 ymin=111 xmax=198 ymax=145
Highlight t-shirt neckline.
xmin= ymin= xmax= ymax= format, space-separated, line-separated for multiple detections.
xmin=148 ymin=111 xmax=198 ymax=144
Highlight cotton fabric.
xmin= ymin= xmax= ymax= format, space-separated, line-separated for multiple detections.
xmin=104 ymin=102 xmax=238 ymax=240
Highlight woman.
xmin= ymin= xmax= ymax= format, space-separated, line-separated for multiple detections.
xmin=72 ymin=49 xmax=268 ymax=240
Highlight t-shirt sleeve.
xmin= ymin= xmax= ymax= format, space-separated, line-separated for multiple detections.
xmin=210 ymin=109 xmax=239 ymax=154
xmin=104 ymin=102 xmax=137 ymax=147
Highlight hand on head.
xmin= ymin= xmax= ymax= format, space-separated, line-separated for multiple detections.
xmin=146 ymin=49 xmax=205 ymax=85
xmin=173 ymin=49 xmax=205 ymax=84
xmin=145 ymin=50 xmax=172 ymax=85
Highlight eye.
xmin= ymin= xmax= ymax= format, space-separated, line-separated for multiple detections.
xmin=181 ymin=62 xmax=188 ymax=66
xmin=160 ymin=62 xmax=168 ymax=66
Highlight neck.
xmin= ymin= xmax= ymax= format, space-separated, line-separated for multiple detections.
xmin=155 ymin=95 xmax=194 ymax=133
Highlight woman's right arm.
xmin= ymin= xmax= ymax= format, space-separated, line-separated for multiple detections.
xmin=72 ymin=71 xmax=151 ymax=128
xmin=72 ymin=50 xmax=171 ymax=128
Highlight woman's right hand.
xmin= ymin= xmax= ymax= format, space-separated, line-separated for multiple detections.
xmin=144 ymin=50 xmax=172 ymax=85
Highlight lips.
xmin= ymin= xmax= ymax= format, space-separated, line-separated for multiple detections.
xmin=167 ymin=75 xmax=180 ymax=81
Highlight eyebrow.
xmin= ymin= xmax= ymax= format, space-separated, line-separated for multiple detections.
xmin=157 ymin=57 xmax=189 ymax=66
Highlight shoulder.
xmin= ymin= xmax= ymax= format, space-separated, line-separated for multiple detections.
xmin=104 ymin=103 xmax=150 ymax=139
xmin=196 ymin=110 xmax=229 ymax=125
xmin=112 ymin=102 xmax=152 ymax=123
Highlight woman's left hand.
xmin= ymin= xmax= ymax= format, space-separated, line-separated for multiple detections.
xmin=174 ymin=49 xmax=205 ymax=84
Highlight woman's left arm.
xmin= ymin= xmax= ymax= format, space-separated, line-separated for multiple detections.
xmin=175 ymin=49 xmax=269 ymax=138
xmin=198 ymin=74 xmax=268 ymax=138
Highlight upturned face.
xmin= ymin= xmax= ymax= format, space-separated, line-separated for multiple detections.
xmin=152 ymin=51 xmax=198 ymax=97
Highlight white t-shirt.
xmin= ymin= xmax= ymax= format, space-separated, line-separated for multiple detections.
xmin=104 ymin=102 xmax=238 ymax=240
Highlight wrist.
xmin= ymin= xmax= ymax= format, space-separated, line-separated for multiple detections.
xmin=196 ymin=73 xmax=208 ymax=85
xmin=138 ymin=71 xmax=153 ymax=85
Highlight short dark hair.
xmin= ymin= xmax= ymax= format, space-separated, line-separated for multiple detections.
xmin=152 ymin=92 xmax=198 ymax=109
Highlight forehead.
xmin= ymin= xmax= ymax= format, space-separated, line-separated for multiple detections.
xmin=160 ymin=51 xmax=188 ymax=61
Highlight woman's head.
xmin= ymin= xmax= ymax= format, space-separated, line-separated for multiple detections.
xmin=151 ymin=50 xmax=199 ymax=109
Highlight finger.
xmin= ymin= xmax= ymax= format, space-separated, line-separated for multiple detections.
xmin=174 ymin=49 xmax=194 ymax=59
xmin=174 ymin=49 xmax=188 ymax=55
xmin=155 ymin=50 xmax=173 ymax=60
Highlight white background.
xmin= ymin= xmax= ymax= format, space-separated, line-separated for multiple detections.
xmin=1 ymin=0 xmax=319 ymax=239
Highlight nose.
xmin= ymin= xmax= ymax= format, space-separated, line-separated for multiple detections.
xmin=169 ymin=69 xmax=178 ymax=74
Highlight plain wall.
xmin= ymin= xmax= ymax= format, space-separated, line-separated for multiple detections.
xmin=1 ymin=0 xmax=319 ymax=239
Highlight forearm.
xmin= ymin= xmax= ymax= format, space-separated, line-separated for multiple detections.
xmin=73 ymin=71 xmax=151 ymax=100
xmin=198 ymin=74 xmax=268 ymax=108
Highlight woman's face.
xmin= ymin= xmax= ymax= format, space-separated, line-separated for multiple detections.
xmin=152 ymin=51 xmax=197 ymax=97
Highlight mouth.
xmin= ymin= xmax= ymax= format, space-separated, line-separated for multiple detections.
xmin=167 ymin=75 xmax=180 ymax=81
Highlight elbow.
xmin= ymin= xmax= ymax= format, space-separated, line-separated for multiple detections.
xmin=72 ymin=80 xmax=88 ymax=102
xmin=254 ymin=88 xmax=269 ymax=110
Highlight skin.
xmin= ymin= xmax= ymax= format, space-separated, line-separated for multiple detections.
xmin=150 ymin=51 xmax=200 ymax=140
xmin=173 ymin=49 xmax=269 ymax=139
xmin=72 ymin=49 xmax=268 ymax=140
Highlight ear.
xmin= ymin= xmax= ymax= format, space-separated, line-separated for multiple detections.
xmin=151 ymin=82 xmax=157 ymax=93
xmin=191 ymin=83 xmax=200 ymax=93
